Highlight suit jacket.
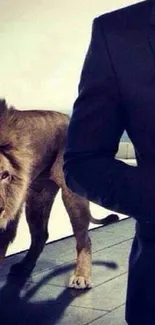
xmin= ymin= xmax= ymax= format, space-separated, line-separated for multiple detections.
xmin=63 ymin=0 xmax=155 ymax=222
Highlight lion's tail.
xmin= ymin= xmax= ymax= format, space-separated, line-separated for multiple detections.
xmin=90 ymin=213 xmax=120 ymax=226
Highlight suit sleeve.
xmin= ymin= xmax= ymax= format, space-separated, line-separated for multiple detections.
xmin=63 ymin=17 xmax=155 ymax=223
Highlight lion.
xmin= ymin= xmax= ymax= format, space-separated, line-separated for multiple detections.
xmin=0 ymin=99 xmax=118 ymax=289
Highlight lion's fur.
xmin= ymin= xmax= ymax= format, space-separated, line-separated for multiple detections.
xmin=0 ymin=99 xmax=117 ymax=289
xmin=0 ymin=100 xmax=33 ymax=227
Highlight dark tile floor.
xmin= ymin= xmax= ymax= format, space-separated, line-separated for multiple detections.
xmin=0 ymin=218 xmax=135 ymax=325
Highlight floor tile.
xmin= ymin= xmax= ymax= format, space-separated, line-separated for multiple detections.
xmin=69 ymin=273 xmax=127 ymax=311
xmin=24 ymin=273 xmax=127 ymax=312
xmin=32 ymin=218 xmax=135 ymax=266
xmin=30 ymin=239 xmax=132 ymax=288
xmin=1 ymin=219 xmax=135 ymax=279
xmin=0 ymin=280 xmax=106 ymax=325
xmin=89 ymin=305 xmax=127 ymax=325
xmin=91 ymin=239 xmax=132 ymax=286
xmin=0 ymin=219 xmax=134 ymax=325
xmin=0 ymin=251 xmax=64 ymax=279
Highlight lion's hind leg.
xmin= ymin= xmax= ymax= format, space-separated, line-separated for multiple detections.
xmin=62 ymin=187 xmax=92 ymax=289
xmin=50 ymin=151 xmax=92 ymax=289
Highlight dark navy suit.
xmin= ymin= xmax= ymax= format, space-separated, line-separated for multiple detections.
xmin=63 ymin=0 xmax=155 ymax=323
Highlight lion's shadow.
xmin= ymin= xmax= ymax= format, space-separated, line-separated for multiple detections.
xmin=0 ymin=266 xmax=84 ymax=325
xmin=0 ymin=260 xmax=118 ymax=325
xmin=0 ymin=263 xmax=91 ymax=325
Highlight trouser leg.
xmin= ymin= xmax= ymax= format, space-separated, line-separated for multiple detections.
xmin=125 ymin=221 xmax=155 ymax=325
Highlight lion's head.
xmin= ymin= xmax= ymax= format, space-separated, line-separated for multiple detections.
xmin=0 ymin=100 xmax=33 ymax=229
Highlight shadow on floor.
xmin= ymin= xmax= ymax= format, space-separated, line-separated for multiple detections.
xmin=0 ymin=268 xmax=85 ymax=325
xmin=0 ymin=259 xmax=117 ymax=325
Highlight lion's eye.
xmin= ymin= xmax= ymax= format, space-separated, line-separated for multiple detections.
xmin=1 ymin=171 xmax=10 ymax=180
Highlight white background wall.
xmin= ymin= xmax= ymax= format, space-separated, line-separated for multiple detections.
xmin=0 ymin=0 xmax=141 ymax=255
xmin=0 ymin=0 xmax=143 ymax=111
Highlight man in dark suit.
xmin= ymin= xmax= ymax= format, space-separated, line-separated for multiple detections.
xmin=63 ymin=0 xmax=155 ymax=324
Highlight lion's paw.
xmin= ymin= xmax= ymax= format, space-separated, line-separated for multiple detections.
xmin=68 ymin=274 xmax=92 ymax=289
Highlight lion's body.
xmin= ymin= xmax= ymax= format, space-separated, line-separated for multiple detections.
xmin=0 ymin=101 xmax=94 ymax=288
xmin=0 ymin=100 xmax=118 ymax=288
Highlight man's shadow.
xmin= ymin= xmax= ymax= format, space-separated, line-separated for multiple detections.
xmin=0 ymin=260 xmax=118 ymax=325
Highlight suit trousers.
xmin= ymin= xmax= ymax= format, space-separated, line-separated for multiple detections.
xmin=126 ymin=220 xmax=155 ymax=325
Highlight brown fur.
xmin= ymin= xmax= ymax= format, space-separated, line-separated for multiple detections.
xmin=0 ymin=99 xmax=118 ymax=289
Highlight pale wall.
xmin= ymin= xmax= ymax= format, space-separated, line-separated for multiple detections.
xmin=0 ymin=0 xmax=143 ymax=111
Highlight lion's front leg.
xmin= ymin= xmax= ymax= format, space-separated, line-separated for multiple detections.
xmin=0 ymin=216 xmax=20 ymax=267
xmin=0 ymin=245 xmax=8 ymax=264
xmin=10 ymin=181 xmax=59 ymax=276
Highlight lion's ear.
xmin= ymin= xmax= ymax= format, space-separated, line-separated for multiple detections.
xmin=0 ymin=99 xmax=8 ymax=115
